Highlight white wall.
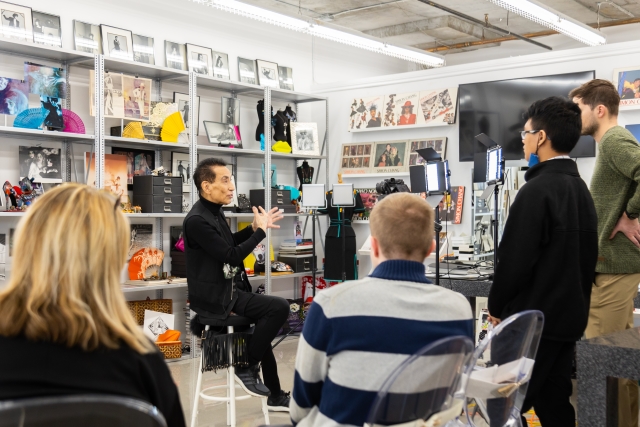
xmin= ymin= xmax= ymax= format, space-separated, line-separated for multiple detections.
xmin=314 ymin=39 xmax=640 ymax=275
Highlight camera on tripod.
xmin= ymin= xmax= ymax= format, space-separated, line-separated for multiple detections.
xmin=375 ymin=178 xmax=410 ymax=196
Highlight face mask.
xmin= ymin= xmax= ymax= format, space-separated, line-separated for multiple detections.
xmin=528 ymin=153 xmax=540 ymax=167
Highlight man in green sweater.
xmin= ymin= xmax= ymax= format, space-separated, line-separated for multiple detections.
xmin=571 ymin=79 xmax=640 ymax=427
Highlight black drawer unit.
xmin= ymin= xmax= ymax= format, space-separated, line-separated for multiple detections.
xmin=249 ymin=189 xmax=296 ymax=213
xmin=278 ymin=255 xmax=317 ymax=273
xmin=132 ymin=195 xmax=182 ymax=214
xmin=133 ymin=176 xmax=182 ymax=195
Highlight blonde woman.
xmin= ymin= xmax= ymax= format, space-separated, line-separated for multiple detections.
xmin=0 ymin=183 xmax=185 ymax=427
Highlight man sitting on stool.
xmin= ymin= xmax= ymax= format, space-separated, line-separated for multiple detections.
xmin=291 ymin=193 xmax=474 ymax=427
xmin=184 ymin=158 xmax=291 ymax=411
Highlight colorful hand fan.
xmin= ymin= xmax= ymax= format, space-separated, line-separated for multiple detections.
xmin=13 ymin=108 xmax=44 ymax=129
xmin=160 ymin=112 xmax=186 ymax=143
xmin=128 ymin=247 xmax=165 ymax=280
xmin=62 ymin=109 xmax=85 ymax=134
xmin=123 ymin=121 xmax=144 ymax=139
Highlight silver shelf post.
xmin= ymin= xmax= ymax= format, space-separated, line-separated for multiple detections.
xmin=95 ymin=54 xmax=105 ymax=189
xmin=264 ymin=87 xmax=272 ymax=295
xmin=189 ymin=72 xmax=198 ymax=206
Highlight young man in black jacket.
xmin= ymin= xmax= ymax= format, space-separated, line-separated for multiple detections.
xmin=183 ymin=158 xmax=291 ymax=412
xmin=488 ymin=97 xmax=598 ymax=426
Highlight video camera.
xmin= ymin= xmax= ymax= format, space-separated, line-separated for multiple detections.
xmin=375 ymin=178 xmax=411 ymax=198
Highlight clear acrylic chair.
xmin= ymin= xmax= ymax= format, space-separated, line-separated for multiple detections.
xmin=366 ymin=335 xmax=474 ymax=427
xmin=463 ymin=310 xmax=544 ymax=427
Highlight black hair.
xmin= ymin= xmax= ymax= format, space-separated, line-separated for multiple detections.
xmin=193 ymin=158 xmax=227 ymax=195
xmin=522 ymin=96 xmax=582 ymax=154
xmin=635 ymin=78 xmax=640 ymax=83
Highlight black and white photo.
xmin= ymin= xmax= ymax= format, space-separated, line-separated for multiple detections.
xmin=186 ymin=44 xmax=212 ymax=76
xmin=73 ymin=20 xmax=101 ymax=54
xmin=278 ymin=66 xmax=294 ymax=91
xmin=0 ymin=2 xmax=32 ymax=42
xmin=32 ymin=11 xmax=61 ymax=47
xmin=238 ymin=57 xmax=257 ymax=85
xmin=204 ymin=121 xmax=238 ymax=147
xmin=41 ymin=96 xmax=63 ymax=129
xmin=221 ymin=97 xmax=240 ymax=126
xmin=101 ymin=25 xmax=133 ymax=61
xmin=90 ymin=71 xmax=125 ymax=118
xmin=291 ymin=122 xmax=320 ymax=156
xmin=165 ymin=40 xmax=186 ymax=71
xmin=132 ymin=34 xmax=155 ymax=65
xmin=212 ymin=50 xmax=230 ymax=80
xmin=256 ymin=59 xmax=279 ymax=88
xmin=19 ymin=145 xmax=62 ymax=183
xmin=171 ymin=152 xmax=191 ymax=193
xmin=173 ymin=92 xmax=200 ymax=136
xmin=128 ymin=224 xmax=152 ymax=260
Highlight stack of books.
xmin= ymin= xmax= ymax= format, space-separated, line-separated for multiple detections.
xmin=279 ymin=239 xmax=314 ymax=257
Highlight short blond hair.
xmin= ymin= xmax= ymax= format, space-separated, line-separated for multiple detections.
xmin=370 ymin=193 xmax=434 ymax=260
xmin=0 ymin=183 xmax=154 ymax=354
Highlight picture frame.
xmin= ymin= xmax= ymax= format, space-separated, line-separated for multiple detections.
xmin=278 ymin=66 xmax=294 ymax=91
xmin=85 ymin=153 xmax=128 ymax=198
xmin=19 ymin=145 xmax=62 ymax=183
xmin=186 ymin=43 xmax=212 ymax=76
xmin=173 ymin=92 xmax=200 ymax=136
xmin=100 ymin=25 xmax=133 ymax=61
xmin=171 ymin=152 xmax=192 ymax=193
xmin=32 ymin=10 xmax=61 ymax=47
xmin=204 ymin=120 xmax=241 ymax=147
xmin=0 ymin=2 xmax=32 ymax=42
xmin=613 ymin=66 xmax=640 ymax=110
xmin=122 ymin=75 xmax=152 ymax=121
xmin=221 ymin=97 xmax=240 ymax=126
xmin=291 ymin=122 xmax=320 ymax=156
xmin=340 ymin=143 xmax=373 ymax=174
xmin=112 ymin=147 xmax=155 ymax=189
xmin=372 ymin=140 xmax=409 ymax=174
xmin=256 ymin=59 xmax=279 ymax=88
xmin=165 ymin=40 xmax=186 ymax=71
xmin=132 ymin=34 xmax=155 ymax=65
xmin=212 ymin=50 xmax=230 ymax=80
xmin=73 ymin=20 xmax=101 ymax=54
xmin=409 ymin=137 xmax=448 ymax=166
xmin=238 ymin=57 xmax=257 ymax=85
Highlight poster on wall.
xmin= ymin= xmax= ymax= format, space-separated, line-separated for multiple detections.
xmin=24 ymin=62 xmax=66 ymax=98
xmin=84 ymin=152 xmax=128 ymax=199
xmin=0 ymin=77 xmax=29 ymax=115
xmin=122 ymin=75 xmax=151 ymax=121
xmin=614 ymin=67 xmax=640 ymax=109
xmin=340 ymin=143 xmax=372 ymax=174
xmin=390 ymin=92 xmax=420 ymax=127
xmin=352 ymin=188 xmax=378 ymax=221
xmin=418 ymin=88 xmax=457 ymax=126
xmin=372 ymin=140 xmax=408 ymax=174
xmin=349 ymin=96 xmax=383 ymax=131
xmin=408 ymin=137 xmax=447 ymax=166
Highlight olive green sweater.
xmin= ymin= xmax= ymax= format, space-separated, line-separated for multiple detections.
xmin=590 ymin=126 xmax=640 ymax=273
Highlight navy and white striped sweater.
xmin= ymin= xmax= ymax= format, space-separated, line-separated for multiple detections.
xmin=290 ymin=260 xmax=474 ymax=427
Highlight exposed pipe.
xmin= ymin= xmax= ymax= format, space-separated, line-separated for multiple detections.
xmin=416 ymin=0 xmax=553 ymax=50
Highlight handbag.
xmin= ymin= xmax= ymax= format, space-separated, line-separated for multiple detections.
xmin=237 ymin=194 xmax=252 ymax=213
xmin=174 ymin=236 xmax=185 ymax=252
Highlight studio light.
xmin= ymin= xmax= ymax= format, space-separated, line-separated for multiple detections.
xmin=188 ymin=0 xmax=445 ymax=67
xmin=486 ymin=0 xmax=606 ymax=46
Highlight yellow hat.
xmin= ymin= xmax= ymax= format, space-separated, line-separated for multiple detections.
xmin=272 ymin=141 xmax=292 ymax=153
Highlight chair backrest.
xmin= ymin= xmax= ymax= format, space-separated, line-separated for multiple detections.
xmin=366 ymin=335 xmax=474 ymax=427
xmin=0 ymin=394 xmax=167 ymax=427
xmin=464 ymin=310 xmax=544 ymax=427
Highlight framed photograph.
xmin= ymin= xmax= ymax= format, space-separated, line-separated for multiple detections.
xmin=372 ymin=140 xmax=409 ymax=173
xmin=100 ymin=25 xmax=133 ymax=61
xmin=132 ymin=34 xmax=155 ymax=65
xmin=186 ymin=44 xmax=212 ymax=76
xmin=204 ymin=120 xmax=240 ymax=147
xmin=238 ymin=57 xmax=256 ymax=85
xmin=41 ymin=96 xmax=63 ymax=129
xmin=19 ymin=146 xmax=62 ymax=183
xmin=89 ymin=71 xmax=125 ymax=118
xmin=418 ymin=88 xmax=458 ymax=126
xmin=173 ymin=92 xmax=200 ymax=136
xmin=112 ymin=147 xmax=155 ymax=189
xmin=278 ymin=66 xmax=294 ymax=91
xmin=24 ymin=62 xmax=66 ymax=98
xmin=73 ymin=20 xmax=101 ymax=54
xmin=349 ymin=96 xmax=383 ymax=131
xmin=171 ymin=152 xmax=191 ymax=193
xmin=212 ymin=50 xmax=230 ymax=80
xmin=122 ymin=75 xmax=151 ymax=121
xmin=613 ymin=66 xmax=640 ymax=110
xmin=221 ymin=97 xmax=240 ymax=125
xmin=32 ymin=10 xmax=60 ymax=47
xmin=291 ymin=122 xmax=320 ymax=156
xmin=0 ymin=2 xmax=32 ymax=42
xmin=0 ymin=77 xmax=28 ymax=115
xmin=256 ymin=59 xmax=279 ymax=88
xmin=165 ymin=40 xmax=186 ymax=71
xmin=409 ymin=137 xmax=447 ymax=164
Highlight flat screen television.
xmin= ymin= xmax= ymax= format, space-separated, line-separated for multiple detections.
xmin=459 ymin=71 xmax=596 ymax=161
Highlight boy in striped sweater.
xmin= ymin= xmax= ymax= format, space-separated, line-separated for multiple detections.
xmin=291 ymin=192 xmax=474 ymax=427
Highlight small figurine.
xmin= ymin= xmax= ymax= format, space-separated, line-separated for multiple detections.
xmin=151 ymin=166 xmax=166 ymax=176
xmin=3 ymin=181 xmax=16 ymax=209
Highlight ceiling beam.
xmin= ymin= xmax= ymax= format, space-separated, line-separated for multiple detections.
xmin=363 ymin=15 xmax=500 ymax=39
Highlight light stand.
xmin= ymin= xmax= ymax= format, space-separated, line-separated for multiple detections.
xmin=300 ymin=184 xmax=326 ymax=296
xmin=332 ymin=183 xmax=356 ymax=283
xmin=476 ymin=134 xmax=504 ymax=265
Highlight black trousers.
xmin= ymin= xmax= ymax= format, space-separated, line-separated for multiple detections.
xmin=232 ymin=291 xmax=289 ymax=394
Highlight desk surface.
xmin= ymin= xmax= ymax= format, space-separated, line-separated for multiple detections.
xmin=580 ymin=326 xmax=640 ymax=351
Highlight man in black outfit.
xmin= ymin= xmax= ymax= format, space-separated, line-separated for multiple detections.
xmin=488 ymin=97 xmax=598 ymax=426
xmin=183 ymin=158 xmax=291 ymax=411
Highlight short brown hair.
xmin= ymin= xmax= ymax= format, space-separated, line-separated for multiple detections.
xmin=569 ymin=79 xmax=620 ymax=116
xmin=370 ymin=193 xmax=434 ymax=260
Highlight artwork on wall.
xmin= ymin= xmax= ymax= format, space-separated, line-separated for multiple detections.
xmin=85 ymin=152 xmax=127 ymax=199
xmin=278 ymin=66 xmax=294 ymax=91
xmin=186 ymin=43 xmax=212 ymax=76
xmin=112 ymin=147 xmax=155 ymax=189
xmin=165 ymin=40 xmax=186 ymax=71
xmin=221 ymin=97 xmax=240 ymax=125
xmin=256 ymin=59 xmax=279 ymax=88
xmin=0 ymin=2 xmax=33 ymax=42
xmin=613 ymin=66 xmax=640 ymax=109
xmin=352 ymin=188 xmax=378 ymax=221
xmin=41 ymin=96 xmax=63 ymax=129
xmin=100 ymin=25 xmax=133 ymax=61
xmin=372 ymin=141 xmax=408 ymax=173
xmin=32 ymin=10 xmax=61 ymax=47
xmin=291 ymin=122 xmax=319 ymax=156
xmin=438 ymin=186 xmax=465 ymax=224
xmin=73 ymin=20 xmax=101 ymax=54
xmin=24 ymin=62 xmax=66 ymax=98
xmin=132 ymin=34 xmax=155 ymax=65
xmin=19 ymin=145 xmax=62 ymax=183
xmin=173 ymin=92 xmax=200 ymax=136
xmin=171 ymin=152 xmax=191 ymax=193
xmin=0 ymin=77 xmax=29 ymax=115
xmin=122 ymin=75 xmax=151 ymax=121
xmin=212 ymin=50 xmax=230 ymax=80
xmin=348 ymin=87 xmax=458 ymax=132
xmin=408 ymin=137 xmax=447 ymax=166
xmin=238 ymin=57 xmax=257 ymax=85
xmin=340 ymin=142 xmax=372 ymax=175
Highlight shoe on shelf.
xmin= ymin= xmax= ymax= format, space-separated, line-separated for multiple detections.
xmin=267 ymin=390 xmax=291 ymax=412
xmin=235 ymin=364 xmax=271 ymax=397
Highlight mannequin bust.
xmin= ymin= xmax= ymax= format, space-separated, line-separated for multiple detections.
xmin=273 ymin=110 xmax=288 ymax=142
xmin=284 ymin=105 xmax=297 ymax=146
xmin=297 ymin=160 xmax=315 ymax=192
xmin=255 ymin=100 xmax=274 ymax=142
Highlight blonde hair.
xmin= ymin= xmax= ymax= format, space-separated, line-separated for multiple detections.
xmin=0 ymin=183 xmax=154 ymax=353
xmin=370 ymin=193 xmax=435 ymax=260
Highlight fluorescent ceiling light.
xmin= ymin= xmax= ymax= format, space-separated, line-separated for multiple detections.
xmin=188 ymin=0 xmax=445 ymax=67
xmin=486 ymin=0 xmax=606 ymax=46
